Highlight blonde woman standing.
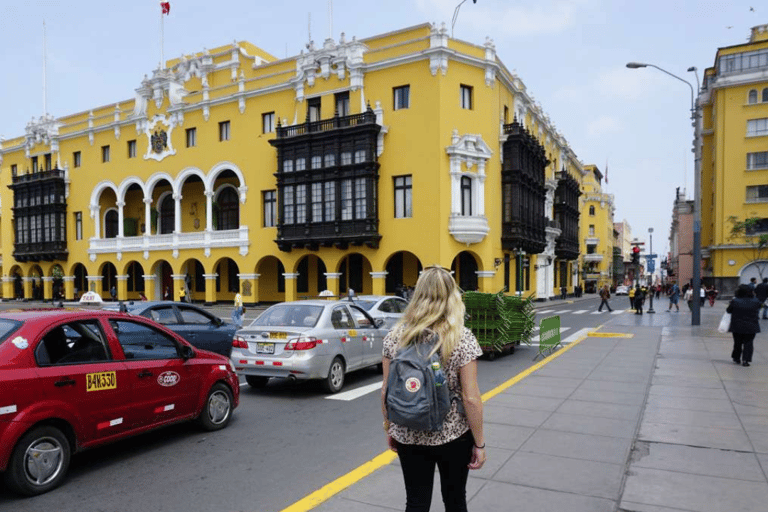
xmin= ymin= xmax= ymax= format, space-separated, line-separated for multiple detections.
xmin=381 ymin=266 xmax=485 ymax=512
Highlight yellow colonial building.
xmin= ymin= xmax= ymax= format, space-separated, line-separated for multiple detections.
xmin=0 ymin=23 xmax=585 ymax=304
xmin=579 ymin=165 xmax=615 ymax=292
xmin=699 ymin=24 xmax=768 ymax=294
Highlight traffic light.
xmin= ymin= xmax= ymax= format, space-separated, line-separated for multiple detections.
xmin=632 ymin=246 xmax=641 ymax=265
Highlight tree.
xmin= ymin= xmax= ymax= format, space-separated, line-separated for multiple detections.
xmin=728 ymin=216 xmax=768 ymax=279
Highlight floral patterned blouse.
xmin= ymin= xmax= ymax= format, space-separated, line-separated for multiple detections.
xmin=383 ymin=325 xmax=483 ymax=446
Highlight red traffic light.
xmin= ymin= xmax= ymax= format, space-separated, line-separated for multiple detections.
xmin=632 ymin=246 xmax=640 ymax=253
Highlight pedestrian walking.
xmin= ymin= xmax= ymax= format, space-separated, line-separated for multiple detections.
xmin=699 ymin=285 xmax=707 ymax=307
xmin=667 ymin=282 xmax=680 ymax=312
xmin=381 ymin=266 xmax=485 ymax=511
xmin=684 ymin=285 xmax=693 ymax=311
xmin=110 ymin=285 xmax=117 ymax=301
xmin=749 ymin=277 xmax=757 ymax=292
xmin=755 ymin=278 xmax=768 ymax=319
xmin=231 ymin=293 xmax=245 ymax=329
xmin=634 ymin=285 xmax=645 ymax=315
xmin=628 ymin=286 xmax=636 ymax=312
xmin=597 ymin=285 xmax=613 ymax=312
xmin=727 ymin=284 xmax=761 ymax=367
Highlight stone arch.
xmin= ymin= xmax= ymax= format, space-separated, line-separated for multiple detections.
xmin=295 ymin=254 xmax=328 ymax=298
xmin=213 ymin=183 xmax=240 ymax=231
xmin=179 ymin=257 xmax=206 ymax=301
xmin=69 ymin=263 xmax=88 ymax=298
xmin=150 ymin=259 xmax=175 ymax=300
xmin=256 ymin=255 xmax=286 ymax=303
xmin=89 ymin=180 xmax=119 ymax=209
xmin=336 ymin=253 xmax=372 ymax=295
xmin=738 ymin=260 xmax=768 ymax=284
xmin=213 ymin=256 xmax=240 ymax=301
xmin=99 ymin=261 xmax=118 ymax=299
xmin=103 ymin=207 xmax=119 ymax=239
xmin=175 ymin=166 xmax=207 ymax=191
xmin=145 ymin=172 xmax=177 ymax=198
xmin=123 ymin=260 xmax=146 ymax=299
xmin=207 ymin=161 xmax=246 ymax=201
xmin=383 ymin=251 xmax=423 ymax=294
xmin=116 ymin=176 xmax=147 ymax=203
xmin=451 ymin=250 xmax=481 ymax=292
xmin=9 ymin=265 xmax=24 ymax=299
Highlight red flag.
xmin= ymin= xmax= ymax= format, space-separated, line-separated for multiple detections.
xmin=161 ymin=2 xmax=170 ymax=15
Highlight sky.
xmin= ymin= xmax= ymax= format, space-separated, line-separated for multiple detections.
xmin=1 ymin=0 xmax=764 ymax=260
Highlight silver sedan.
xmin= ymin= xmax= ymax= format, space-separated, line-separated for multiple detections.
xmin=231 ymin=299 xmax=388 ymax=393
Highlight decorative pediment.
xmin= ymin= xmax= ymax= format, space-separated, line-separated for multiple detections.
xmin=24 ymin=114 xmax=60 ymax=154
xmin=292 ymin=34 xmax=367 ymax=101
xmin=133 ymin=68 xmax=192 ymax=117
xmin=142 ymin=115 xmax=176 ymax=162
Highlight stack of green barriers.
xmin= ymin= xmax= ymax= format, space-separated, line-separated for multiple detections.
xmin=463 ymin=291 xmax=535 ymax=358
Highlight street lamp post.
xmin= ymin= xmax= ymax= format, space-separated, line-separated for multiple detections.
xmin=451 ymin=0 xmax=477 ymax=38
xmin=648 ymin=227 xmax=655 ymax=313
xmin=626 ymin=62 xmax=701 ymax=325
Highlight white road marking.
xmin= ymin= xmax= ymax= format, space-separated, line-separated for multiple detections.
xmin=611 ymin=310 xmax=624 ymax=315
xmin=530 ymin=327 xmax=571 ymax=343
xmin=528 ymin=327 xmax=591 ymax=347
xmin=590 ymin=310 xmax=605 ymax=315
xmin=536 ymin=309 xmax=556 ymax=315
xmin=325 ymin=381 xmax=383 ymax=401
xmin=572 ymin=310 xmax=588 ymax=315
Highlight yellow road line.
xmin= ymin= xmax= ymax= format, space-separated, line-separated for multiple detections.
xmin=280 ymin=328 xmax=595 ymax=512
xmin=587 ymin=332 xmax=633 ymax=338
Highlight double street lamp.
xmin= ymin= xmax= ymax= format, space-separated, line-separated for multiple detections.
xmin=626 ymin=62 xmax=701 ymax=326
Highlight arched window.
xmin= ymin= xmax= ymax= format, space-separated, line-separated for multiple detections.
xmin=461 ymin=177 xmax=472 ymax=215
xmin=749 ymin=89 xmax=758 ymax=104
xmin=763 ymin=88 xmax=768 ymax=103
xmin=216 ymin=187 xmax=239 ymax=230
xmin=159 ymin=195 xmax=175 ymax=234
xmin=104 ymin=210 xmax=118 ymax=238
xmin=589 ymin=205 xmax=595 ymax=216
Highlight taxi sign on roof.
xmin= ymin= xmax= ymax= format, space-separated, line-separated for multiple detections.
xmin=79 ymin=291 xmax=103 ymax=304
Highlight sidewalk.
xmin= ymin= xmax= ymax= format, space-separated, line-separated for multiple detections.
xmin=310 ymin=301 xmax=768 ymax=512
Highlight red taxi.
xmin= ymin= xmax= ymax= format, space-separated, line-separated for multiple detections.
xmin=0 ymin=309 xmax=239 ymax=496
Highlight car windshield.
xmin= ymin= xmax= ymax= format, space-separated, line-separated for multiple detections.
xmin=354 ymin=300 xmax=376 ymax=311
xmin=0 ymin=319 xmax=23 ymax=344
xmin=249 ymin=304 xmax=324 ymax=328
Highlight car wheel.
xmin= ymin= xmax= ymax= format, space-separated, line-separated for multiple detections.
xmin=245 ymin=376 xmax=269 ymax=388
xmin=198 ymin=383 xmax=233 ymax=431
xmin=5 ymin=425 xmax=70 ymax=496
xmin=323 ymin=357 xmax=345 ymax=393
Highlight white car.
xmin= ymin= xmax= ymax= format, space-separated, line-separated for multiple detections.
xmin=615 ymin=285 xmax=629 ymax=295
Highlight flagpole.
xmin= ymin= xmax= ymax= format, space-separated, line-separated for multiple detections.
xmin=43 ymin=20 xmax=47 ymax=115
xmin=160 ymin=5 xmax=164 ymax=69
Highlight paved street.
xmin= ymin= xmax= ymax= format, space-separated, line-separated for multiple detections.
xmin=3 ymin=296 xmax=766 ymax=511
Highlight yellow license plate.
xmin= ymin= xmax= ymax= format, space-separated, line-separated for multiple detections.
xmin=269 ymin=332 xmax=287 ymax=339
xmin=86 ymin=371 xmax=117 ymax=392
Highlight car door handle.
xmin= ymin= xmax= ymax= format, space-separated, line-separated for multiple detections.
xmin=137 ymin=370 xmax=153 ymax=378
xmin=54 ymin=378 xmax=76 ymax=387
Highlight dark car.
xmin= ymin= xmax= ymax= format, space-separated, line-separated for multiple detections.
xmin=0 ymin=309 xmax=239 ymax=496
xmin=103 ymin=301 xmax=236 ymax=357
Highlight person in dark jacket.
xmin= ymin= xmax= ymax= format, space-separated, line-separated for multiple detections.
xmin=727 ymin=284 xmax=761 ymax=367
xmin=754 ymin=278 xmax=768 ymax=319
xmin=634 ymin=285 xmax=645 ymax=315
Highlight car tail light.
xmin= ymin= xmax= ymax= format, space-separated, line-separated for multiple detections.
xmin=232 ymin=336 xmax=248 ymax=349
xmin=284 ymin=337 xmax=318 ymax=350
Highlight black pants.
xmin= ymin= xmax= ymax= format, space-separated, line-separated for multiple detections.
xmin=598 ymin=299 xmax=612 ymax=311
xmin=731 ymin=332 xmax=755 ymax=363
xmin=396 ymin=431 xmax=473 ymax=512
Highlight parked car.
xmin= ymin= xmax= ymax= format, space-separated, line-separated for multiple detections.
xmin=103 ymin=301 xmax=237 ymax=357
xmin=615 ymin=285 xmax=629 ymax=295
xmin=0 ymin=309 xmax=239 ymax=496
xmin=231 ymin=300 xmax=388 ymax=393
xmin=351 ymin=295 xmax=408 ymax=329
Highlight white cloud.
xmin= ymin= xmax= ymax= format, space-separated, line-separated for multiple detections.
xmin=415 ymin=0 xmax=596 ymax=37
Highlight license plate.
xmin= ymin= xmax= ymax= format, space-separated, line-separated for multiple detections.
xmin=269 ymin=332 xmax=287 ymax=339
xmin=256 ymin=342 xmax=275 ymax=354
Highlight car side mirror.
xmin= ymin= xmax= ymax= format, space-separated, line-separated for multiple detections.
xmin=181 ymin=345 xmax=195 ymax=360
xmin=374 ymin=318 xmax=385 ymax=329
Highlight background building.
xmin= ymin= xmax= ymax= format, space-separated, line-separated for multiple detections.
xmin=0 ymin=23 xmax=587 ymax=304
xmin=699 ymin=23 xmax=768 ymax=296
xmin=579 ymin=165 xmax=615 ymax=293
xmin=668 ymin=187 xmax=693 ymax=287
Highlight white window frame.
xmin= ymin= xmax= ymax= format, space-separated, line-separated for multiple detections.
xmin=219 ymin=120 xmax=231 ymax=141
xmin=747 ymin=118 xmax=768 ymax=137
xmin=394 ymin=85 xmax=410 ymax=110
xmin=262 ymin=112 xmax=275 ymax=133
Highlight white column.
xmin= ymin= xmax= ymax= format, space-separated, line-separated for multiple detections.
xmin=476 ymin=173 xmax=486 ymax=216
xmin=173 ymin=193 xmax=182 ymax=233
xmin=450 ymin=171 xmax=461 ymax=214
xmin=205 ymin=190 xmax=214 ymax=231
xmin=90 ymin=205 xmax=101 ymax=239
xmin=144 ymin=197 xmax=153 ymax=235
xmin=117 ymin=201 xmax=125 ymax=237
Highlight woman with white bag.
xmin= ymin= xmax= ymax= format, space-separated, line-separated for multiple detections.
xmin=726 ymin=284 xmax=761 ymax=367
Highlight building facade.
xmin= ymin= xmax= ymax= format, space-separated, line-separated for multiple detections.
xmin=0 ymin=23 xmax=586 ymax=304
xmin=613 ymin=219 xmax=633 ymax=285
xmin=579 ymin=165 xmax=615 ymax=293
xmin=699 ymin=24 xmax=768 ymax=295
xmin=668 ymin=187 xmax=693 ymax=287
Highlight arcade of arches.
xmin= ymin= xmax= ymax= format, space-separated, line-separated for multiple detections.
xmin=0 ymin=250 xmax=492 ymax=304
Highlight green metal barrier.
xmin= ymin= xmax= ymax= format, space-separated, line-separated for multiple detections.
xmin=535 ymin=315 xmax=561 ymax=360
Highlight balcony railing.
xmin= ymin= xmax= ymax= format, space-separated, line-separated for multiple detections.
xmin=88 ymin=227 xmax=250 ymax=257
xmin=11 ymin=168 xmax=66 ymax=184
xmin=276 ymin=111 xmax=377 ymax=138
